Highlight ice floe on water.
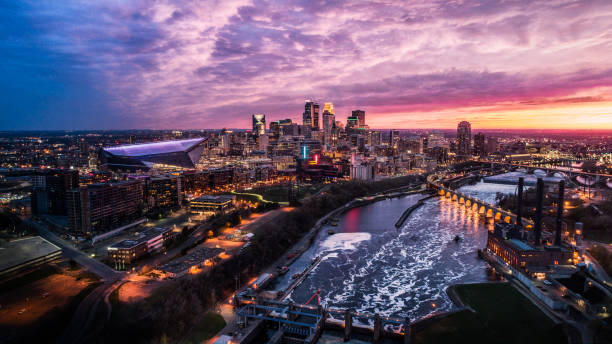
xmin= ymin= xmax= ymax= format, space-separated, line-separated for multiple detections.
xmin=319 ymin=232 xmax=372 ymax=253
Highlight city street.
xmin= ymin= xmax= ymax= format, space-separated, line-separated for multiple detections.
xmin=29 ymin=220 xmax=121 ymax=282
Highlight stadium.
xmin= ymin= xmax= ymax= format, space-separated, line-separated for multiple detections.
xmin=99 ymin=138 xmax=207 ymax=171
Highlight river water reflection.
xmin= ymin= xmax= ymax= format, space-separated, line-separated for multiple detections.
xmin=271 ymin=178 xmax=518 ymax=322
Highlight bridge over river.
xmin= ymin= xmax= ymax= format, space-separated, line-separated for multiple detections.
xmin=427 ymin=174 xmax=533 ymax=227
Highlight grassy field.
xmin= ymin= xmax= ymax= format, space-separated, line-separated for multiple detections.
xmin=414 ymin=283 xmax=567 ymax=344
xmin=182 ymin=312 xmax=226 ymax=343
xmin=249 ymin=183 xmax=326 ymax=203
xmin=0 ymin=265 xmax=101 ymax=343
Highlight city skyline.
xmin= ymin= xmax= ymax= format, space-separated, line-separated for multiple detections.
xmin=3 ymin=1 xmax=612 ymax=130
xmin=2 ymin=2 xmax=612 ymax=343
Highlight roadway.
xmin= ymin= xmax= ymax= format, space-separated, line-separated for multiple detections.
xmin=29 ymin=219 xmax=121 ymax=281
xmin=28 ymin=219 xmax=123 ymax=344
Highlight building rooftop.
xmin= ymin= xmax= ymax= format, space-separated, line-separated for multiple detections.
xmin=108 ymin=227 xmax=171 ymax=250
xmin=109 ymin=239 xmax=143 ymax=250
xmin=191 ymin=195 xmax=235 ymax=203
xmin=0 ymin=236 xmax=61 ymax=273
xmin=508 ymin=238 xmax=534 ymax=251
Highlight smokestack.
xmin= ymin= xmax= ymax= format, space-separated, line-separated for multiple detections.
xmin=516 ymin=177 xmax=524 ymax=226
xmin=555 ymin=180 xmax=565 ymax=246
xmin=534 ymin=178 xmax=544 ymax=246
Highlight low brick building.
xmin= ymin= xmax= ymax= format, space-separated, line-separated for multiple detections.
xmin=487 ymin=223 xmax=574 ymax=273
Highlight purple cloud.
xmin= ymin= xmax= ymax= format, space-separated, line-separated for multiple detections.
xmin=2 ymin=0 xmax=612 ymax=129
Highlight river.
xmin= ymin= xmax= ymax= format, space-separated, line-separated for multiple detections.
xmin=269 ymin=176 xmax=519 ymax=323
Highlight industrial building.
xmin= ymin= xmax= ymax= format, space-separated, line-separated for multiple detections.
xmin=486 ymin=177 xmax=574 ymax=277
xmin=487 ymin=223 xmax=574 ymax=273
xmin=99 ymin=137 xmax=207 ymax=171
xmin=0 ymin=236 xmax=62 ymax=282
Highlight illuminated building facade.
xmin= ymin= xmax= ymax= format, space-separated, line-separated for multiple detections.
xmin=346 ymin=117 xmax=358 ymax=130
xmin=487 ymin=223 xmax=573 ymax=273
xmin=189 ymin=194 xmax=235 ymax=214
xmin=142 ymin=175 xmax=182 ymax=215
xmin=252 ymin=114 xmax=266 ymax=136
xmin=457 ymin=121 xmax=472 ymax=158
xmin=389 ymin=129 xmax=400 ymax=148
xmin=107 ymin=227 xmax=173 ymax=270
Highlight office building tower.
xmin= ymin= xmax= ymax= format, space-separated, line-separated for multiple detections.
xmin=352 ymin=110 xmax=366 ymax=128
xmin=303 ymin=101 xmax=320 ymax=130
xmin=426 ymin=132 xmax=444 ymax=148
xmin=279 ymin=119 xmax=299 ymax=136
xmin=270 ymin=121 xmax=280 ymax=139
xmin=258 ymin=134 xmax=269 ymax=151
xmin=457 ymin=121 xmax=472 ymax=158
xmin=323 ymin=112 xmax=335 ymax=134
xmin=142 ymin=175 xmax=182 ymax=215
xmin=323 ymin=103 xmax=335 ymax=143
xmin=323 ymin=102 xmax=334 ymax=115
xmin=474 ymin=132 xmax=486 ymax=156
xmin=487 ymin=137 xmax=499 ymax=154
xmin=370 ymin=131 xmax=382 ymax=146
xmin=252 ymin=114 xmax=266 ymax=136
xmin=474 ymin=132 xmax=485 ymax=155
xmin=31 ymin=169 xmax=79 ymax=215
xmin=346 ymin=116 xmax=359 ymax=130
xmin=389 ymin=130 xmax=400 ymax=148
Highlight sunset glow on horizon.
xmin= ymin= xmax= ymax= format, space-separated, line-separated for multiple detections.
xmin=2 ymin=1 xmax=612 ymax=130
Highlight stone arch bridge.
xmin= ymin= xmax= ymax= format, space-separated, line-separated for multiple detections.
xmin=428 ymin=175 xmax=533 ymax=227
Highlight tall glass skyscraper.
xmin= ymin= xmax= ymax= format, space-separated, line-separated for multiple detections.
xmin=303 ymin=100 xmax=320 ymax=130
xmin=457 ymin=121 xmax=472 ymax=157
xmin=323 ymin=103 xmax=335 ymax=133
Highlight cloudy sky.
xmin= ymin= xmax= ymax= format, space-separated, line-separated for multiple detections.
xmin=2 ymin=0 xmax=612 ymax=130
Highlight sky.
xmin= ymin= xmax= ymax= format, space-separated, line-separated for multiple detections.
xmin=2 ymin=0 xmax=612 ymax=130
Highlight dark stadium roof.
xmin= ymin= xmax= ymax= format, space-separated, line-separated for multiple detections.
xmin=100 ymin=138 xmax=207 ymax=171
xmin=103 ymin=138 xmax=205 ymax=157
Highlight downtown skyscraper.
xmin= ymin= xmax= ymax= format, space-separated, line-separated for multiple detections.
xmin=352 ymin=110 xmax=366 ymax=128
xmin=303 ymin=100 xmax=320 ymax=130
xmin=457 ymin=121 xmax=472 ymax=158
xmin=252 ymin=114 xmax=266 ymax=136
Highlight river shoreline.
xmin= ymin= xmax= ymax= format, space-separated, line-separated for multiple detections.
xmin=277 ymin=186 xmax=428 ymax=271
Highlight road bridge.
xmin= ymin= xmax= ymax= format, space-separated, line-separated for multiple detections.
xmin=488 ymin=162 xmax=612 ymax=188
